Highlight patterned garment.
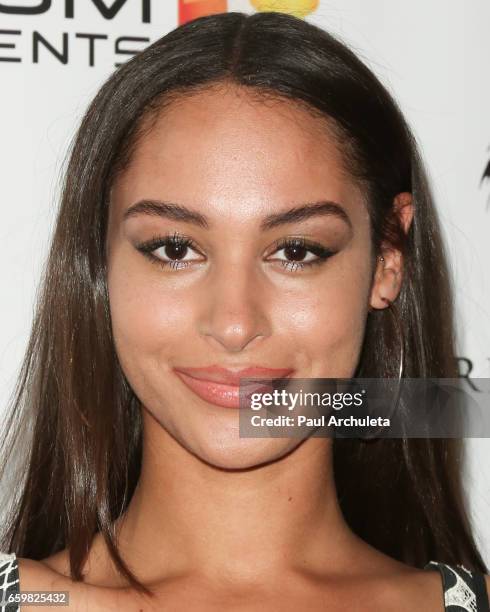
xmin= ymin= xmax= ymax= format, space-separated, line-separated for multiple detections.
xmin=0 ymin=553 xmax=19 ymax=612
xmin=425 ymin=560 xmax=490 ymax=611
xmin=0 ymin=552 xmax=489 ymax=610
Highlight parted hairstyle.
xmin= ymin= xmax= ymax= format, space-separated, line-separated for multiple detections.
xmin=0 ymin=10 xmax=487 ymax=597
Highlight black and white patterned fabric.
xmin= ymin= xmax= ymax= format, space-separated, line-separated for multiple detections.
xmin=425 ymin=560 xmax=490 ymax=611
xmin=0 ymin=553 xmax=19 ymax=612
xmin=0 ymin=551 xmax=488 ymax=610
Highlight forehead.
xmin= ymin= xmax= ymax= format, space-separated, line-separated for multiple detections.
xmin=110 ymin=84 xmax=364 ymax=224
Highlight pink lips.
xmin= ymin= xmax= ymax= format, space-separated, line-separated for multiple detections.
xmin=173 ymin=365 xmax=295 ymax=409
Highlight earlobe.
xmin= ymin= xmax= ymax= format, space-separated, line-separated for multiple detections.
xmin=369 ymin=254 xmax=401 ymax=310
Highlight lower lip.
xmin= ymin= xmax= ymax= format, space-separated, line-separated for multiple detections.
xmin=174 ymin=370 xmax=285 ymax=409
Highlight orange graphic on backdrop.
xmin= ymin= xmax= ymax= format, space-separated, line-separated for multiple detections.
xmin=179 ymin=0 xmax=227 ymax=25
xmin=250 ymin=1 xmax=318 ymax=18
xmin=179 ymin=0 xmax=319 ymax=25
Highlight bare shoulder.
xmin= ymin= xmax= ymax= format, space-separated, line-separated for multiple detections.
xmin=17 ymin=555 xmax=148 ymax=612
xmin=378 ymin=563 xmax=445 ymax=612
xmin=388 ymin=564 xmax=490 ymax=611
xmin=337 ymin=543 xmax=443 ymax=612
xmin=17 ymin=557 xmax=93 ymax=612
xmin=396 ymin=566 xmax=490 ymax=611
xmin=17 ymin=557 xmax=68 ymax=589
xmin=17 ymin=557 xmax=77 ymax=612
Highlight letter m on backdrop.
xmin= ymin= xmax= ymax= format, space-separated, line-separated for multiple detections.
xmin=0 ymin=1 xmax=150 ymax=21
xmin=65 ymin=0 xmax=151 ymax=22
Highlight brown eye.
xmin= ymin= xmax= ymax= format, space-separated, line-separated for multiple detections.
xmin=136 ymin=232 xmax=204 ymax=270
xmin=282 ymin=243 xmax=311 ymax=262
xmin=157 ymin=241 xmax=192 ymax=261
xmin=268 ymin=237 xmax=336 ymax=271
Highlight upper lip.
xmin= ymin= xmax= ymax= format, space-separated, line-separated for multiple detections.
xmin=173 ymin=365 xmax=295 ymax=386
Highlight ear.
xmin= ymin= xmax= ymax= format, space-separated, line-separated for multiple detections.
xmin=369 ymin=192 xmax=414 ymax=310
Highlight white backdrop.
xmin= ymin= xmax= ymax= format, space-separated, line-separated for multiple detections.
xmin=1 ymin=0 xmax=489 ymax=564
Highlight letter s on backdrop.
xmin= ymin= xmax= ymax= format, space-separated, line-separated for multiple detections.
xmin=0 ymin=0 xmax=51 ymax=14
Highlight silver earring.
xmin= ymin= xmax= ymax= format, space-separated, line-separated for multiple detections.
xmin=380 ymin=297 xmax=404 ymax=381
xmin=362 ymin=297 xmax=404 ymax=441
xmin=366 ymin=297 xmax=404 ymax=377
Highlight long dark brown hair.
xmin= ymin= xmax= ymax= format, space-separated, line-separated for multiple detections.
xmin=1 ymin=10 xmax=487 ymax=597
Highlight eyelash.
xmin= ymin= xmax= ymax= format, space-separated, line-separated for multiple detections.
xmin=135 ymin=232 xmax=336 ymax=272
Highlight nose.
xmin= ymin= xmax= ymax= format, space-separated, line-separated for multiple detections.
xmin=197 ymin=261 xmax=271 ymax=353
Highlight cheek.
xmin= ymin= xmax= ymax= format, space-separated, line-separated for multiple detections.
xmin=106 ymin=256 xmax=197 ymax=385
xmin=280 ymin=258 xmax=371 ymax=376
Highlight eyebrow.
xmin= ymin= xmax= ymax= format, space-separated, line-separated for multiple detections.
xmin=123 ymin=199 xmax=352 ymax=231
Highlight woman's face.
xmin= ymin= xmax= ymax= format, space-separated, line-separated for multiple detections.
xmin=106 ymin=84 xmax=377 ymax=469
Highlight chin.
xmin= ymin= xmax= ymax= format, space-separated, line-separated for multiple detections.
xmin=141 ymin=391 xmax=309 ymax=471
xmin=179 ymin=429 xmax=305 ymax=471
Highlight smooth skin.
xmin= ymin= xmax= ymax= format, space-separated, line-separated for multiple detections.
xmin=17 ymin=83 xmax=490 ymax=610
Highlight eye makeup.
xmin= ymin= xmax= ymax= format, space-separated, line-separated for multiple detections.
xmin=134 ymin=231 xmax=338 ymax=273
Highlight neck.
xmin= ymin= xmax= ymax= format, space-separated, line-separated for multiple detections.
xmin=113 ymin=410 xmax=358 ymax=585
